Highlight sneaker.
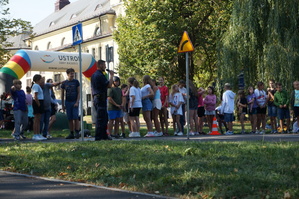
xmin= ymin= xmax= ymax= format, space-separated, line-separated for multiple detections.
xmin=154 ymin=132 xmax=163 ymax=137
xmin=129 ymin=132 xmax=141 ymax=137
xmin=38 ymin=134 xmax=47 ymax=140
xmin=273 ymin=130 xmax=278 ymax=134
xmin=225 ymin=131 xmax=233 ymax=135
xmin=144 ymin=132 xmax=155 ymax=137
xmin=255 ymin=131 xmax=260 ymax=134
xmin=46 ymin=134 xmax=52 ymax=139
xmin=66 ymin=133 xmax=75 ymax=139
xmin=20 ymin=133 xmax=26 ymax=139
xmin=188 ymin=132 xmax=195 ymax=136
xmin=177 ymin=132 xmax=184 ymax=136
xmin=32 ymin=134 xmax=47 ymax=141
xmin=13 ymin=135 xmax=20 ymax=141
xmin=194 ymin=132 xmax=199 ymax=135
xmin=259 ymin=130 xmax=265 ymax=135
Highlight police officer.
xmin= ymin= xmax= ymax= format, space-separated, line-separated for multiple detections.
xmin=91 ymin=60 xmax=114 ymax=140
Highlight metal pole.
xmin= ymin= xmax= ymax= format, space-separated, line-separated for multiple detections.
xmin=79 ymin=43 xmax=84 ymax=141
xmin=186 ymin=52 xmax=190 ymax=140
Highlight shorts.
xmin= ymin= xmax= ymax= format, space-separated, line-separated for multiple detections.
xmin=152 ymin=99 xmax=162 ymax=110
xmin=224 ymin=113 xmax=234 ymax=122
xmin=142 ymin=98 xmax=153 ymax=111
xmin=33 ymin=100 xmax=44 ymax=114
xmin=257 ymin=107 xmax=267 ymax=114
xmin=268 ymin=105 xmax=277 ymax=117
xmin=205 ymin=110 xmax=215 ymax=116
xmin=248 ymin=107 xmax=257 ymax=115
xmin=294 ymin=106 xmax=299 ymax=117
xmin=278 ymin=108 xmax=290 ymax=120
xmin=197 ymin=106 xmax=205 ymax=117
xmin=50 ymin=103 xmax=57 ymax=116
xmin=0 ymin=110 xmax=3 ymax=120
xmin=129 ymin=108 xmax=141 ymax=117
xmin=65 ymin=101 xmax=79 ymax=120
xmin=108 ymin=110 xmax=122 ymax=120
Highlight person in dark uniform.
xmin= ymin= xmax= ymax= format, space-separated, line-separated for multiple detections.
xmin=91 ymin=60 xmax=114 ymax=140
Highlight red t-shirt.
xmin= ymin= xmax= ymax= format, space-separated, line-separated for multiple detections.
xmin=158 ymin=85 xmax=169 ymax=107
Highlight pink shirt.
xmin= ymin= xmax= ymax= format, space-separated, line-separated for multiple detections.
xmin=198 ymin=92 xmax=204 ymax=107
xmin=204 ymin=94 xmax=216 ymax=111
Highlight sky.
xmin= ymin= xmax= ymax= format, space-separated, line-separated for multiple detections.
xmin=5 ymin=0 xmax=77 ymax=26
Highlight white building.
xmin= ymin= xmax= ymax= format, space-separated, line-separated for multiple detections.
xmin=22 ymin=0 xmax=125 ymax=115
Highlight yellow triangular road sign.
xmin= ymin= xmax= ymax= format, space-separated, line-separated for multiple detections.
xmin=178 ymin=31 xmax=194 ymax=53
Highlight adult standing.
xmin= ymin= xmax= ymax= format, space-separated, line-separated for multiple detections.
xmin=91 ymin=60 xmax=114 ymax=141
xmin=254 ymin=81 xmax=267 ymax=134
xmin=221 ymin=83 xmax=236 ymax=135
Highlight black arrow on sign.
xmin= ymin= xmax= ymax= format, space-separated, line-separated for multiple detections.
xmin=181 ymin=40 xmax=189 ymax=50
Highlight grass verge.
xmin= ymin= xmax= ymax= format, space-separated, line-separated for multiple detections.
xmin=0 ymin=140 xmax=299 ymax=198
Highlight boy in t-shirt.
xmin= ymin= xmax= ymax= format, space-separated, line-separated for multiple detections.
xmin=274 ymin=82 xmax=290 ymax=133
xmin=61 ymin=68 xmax=80 ymax=139
xmin=10 ymin=80 xmax=28 ymax=140
xmin=290 ymin=80 xmax=299 ymax=133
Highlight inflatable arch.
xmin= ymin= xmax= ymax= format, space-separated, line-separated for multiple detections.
xmin=0 ymin=49 xmax=97 ymax=94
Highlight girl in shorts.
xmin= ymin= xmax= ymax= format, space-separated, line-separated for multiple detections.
xmin=247 ymin=86 xmax=258 ymax=134
xmin=204 ymin=86 xmax=216 ymax=134
xmin=169 ymin=84 xmax=184 ymax=135
xmin=236 ymin=90 xmax=248 ymax=134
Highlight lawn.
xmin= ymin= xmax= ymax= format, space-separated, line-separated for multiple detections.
xmin=1 ymin=134 xmax=299 ymax=198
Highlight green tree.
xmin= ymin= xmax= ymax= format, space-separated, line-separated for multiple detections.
xmin=0 ymin=0 xmax=32 ymax=66
xmin=218 ymin=0 xmax=299 ymax=91
xmin=114 ymin=0 xmax=232 ymax=87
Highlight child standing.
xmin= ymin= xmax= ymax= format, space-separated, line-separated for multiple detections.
xmin=121 ymin=84 xmax=130 ymax=136
xmin=290 ymin=81 xmax=299 ymax=133
xmin=236 ymin=90 xmax=248 ymax=134
xmin=247 ymin=86 xmax=258 ymax=134
xmin=61 ymin=68 xmax=80 ymax=139
xmin=267 ymin=80 xmax=278 ymax=133
xmin=221 ymin=83 xmax=236 ymax=135
xmin=158 ymin=77 xmax=169 ymax=136
xmin=204 ymin=86 xmax=217 ymax=134
xmin=254 ymin=82 xmax=267 ymax=134
xmin=274 ymin=82 xmax=291 ymax=133
xmin=10 ymin=80 xmax=28 ymax=140
xmin=128 ymin=77 xmax=142 ymax=137
xmin=169 ymin=84 xmax=184 ymax=135
xmin=151 ymin=79 xmax=163 ymax=136
xmin=25 ymin=86 xmax=34 ymax=134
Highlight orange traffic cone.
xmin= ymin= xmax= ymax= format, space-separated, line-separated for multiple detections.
xmin=209 ymin=116 xmax=221 ymax=135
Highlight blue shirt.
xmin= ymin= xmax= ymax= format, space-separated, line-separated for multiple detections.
xmin=91 ymin=70 xmax=109 ymax=97
xmin=61 ymin=79 xmax=80 ymax=102
xmin=11 ymin=89 xmax=27 ymax=111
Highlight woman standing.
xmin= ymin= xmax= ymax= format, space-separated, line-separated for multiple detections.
xmin=204 ymin=86 xmax=217 ymax=134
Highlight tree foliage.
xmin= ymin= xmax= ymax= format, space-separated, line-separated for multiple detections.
xmin=218 ymin=0 xmax=299 ymax=91
xmin=114 ymin=0 xmax=232 ymax=87
xmin=0 ymin=0 xmax=32 ymax=66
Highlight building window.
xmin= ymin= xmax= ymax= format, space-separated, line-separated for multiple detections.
xmin=92 ymin=48 xmax=96 ymax=57
xmin=47 ymin=42 xmax=52 ymax=50
xmin=61 ymin=37 xmax=65 ymax=46
xmin=54 ymin=74 xmax=61 ymax=90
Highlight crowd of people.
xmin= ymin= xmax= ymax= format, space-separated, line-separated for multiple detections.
xmin=2 ymin=59 xmax=299 ymax=141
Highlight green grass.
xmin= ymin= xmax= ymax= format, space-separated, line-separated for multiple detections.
xmin=1 ymin=139 xmax=299 ymax=198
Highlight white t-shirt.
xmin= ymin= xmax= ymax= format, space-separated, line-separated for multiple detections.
xmin=169 ymin=92 xmax=184 ymax=115
xmin=141 ymin=84 xmax=151 ymax=97
xmin=129 ymin=86 xmax=142 ymax=108
xmin=32 ymin=84 xmax=44 ymax=100
xmin=179 ymin=87 xmax=187 ymax=103
xmin=254 ymin=89 xmax=267 ymax=106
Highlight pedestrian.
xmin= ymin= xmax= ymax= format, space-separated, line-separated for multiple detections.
xmin=221 ymin=83 xmax=236 ymax=135
xmin=274 ymin=82 xmax=291 ymax=133
xmin=178 ymin=80 xmax=187 ymax=134
xmin=121 ymin=83 xmax=130 ymax=137
xmin=107 ymin=76 xmax=123 ymax=138
xmin=24 ymin=86 xmax=34 ymax=133
xmin=267 ymin=79 xmax=278 ymax=133
xmin=91 ymin=60 xmax=114 ymax=141
xmin=236 ymin=90 xmax=247 ymax=134
xmin=169 ymin=84 xmax=184 ymax=135
xmin=290 ymin=80 xmax=299 ymax=133
xmin=41 ymin=79 xmax=61 ymax=138
xmin=150 ymin=79 xmax=163 ymax=136
xmin=204 ymin=86 xmax=217 ymax=134
xmin=128 ymin=77 xmax=142 ymax=137
xmin=197 ymin=87 xmax=205 ymax=134
xmin=10 ymin=80 xmax=28 ymax=140
xmin=246 ymin=86 xmax=258 ymax=134
xmin=254 ymin=81 xmax=267 ymax=134
xmin=188 ymin=80 xmax=199 ymax=135
xmin=61 ymin=68 xmax=81 ymax=139
xmin=31 ymin=74 xmax=47 ymax=140
xmin=141 ymin=75 xmax=155 ymax=137
xmin=158 ymin=77 xmax=169 ymax=136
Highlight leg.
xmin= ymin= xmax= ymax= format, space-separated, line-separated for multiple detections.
xmin=143 ymin=110 xmax=153 ymax=132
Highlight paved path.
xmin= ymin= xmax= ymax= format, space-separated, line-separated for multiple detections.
xmin=0 ymin=171 xmax=171 ymax=199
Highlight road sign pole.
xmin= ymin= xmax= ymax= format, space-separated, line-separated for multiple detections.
xmin=186 ymin=52 xmax=190 ymax=140
xmin=79 ymin=43 xmax=84 ymax=141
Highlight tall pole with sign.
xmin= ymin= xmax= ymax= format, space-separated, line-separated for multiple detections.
xmin=72 ymin=22 xmax=84 ymax=141
xmin=178 ymin=31 xmax=194 ymax=140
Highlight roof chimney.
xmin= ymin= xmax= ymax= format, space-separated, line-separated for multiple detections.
xmin=55 ymin=0 xmax=70 ymax=11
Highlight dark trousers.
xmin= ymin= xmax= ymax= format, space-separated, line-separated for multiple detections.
xmin=180 ymin=104 xmax=186 ymax=133
xmin=94 ymin=98 xmax=108 ymax=140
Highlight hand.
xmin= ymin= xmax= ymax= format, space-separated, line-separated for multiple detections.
xmin=74 ymin=102 xmax=79 ymax=107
